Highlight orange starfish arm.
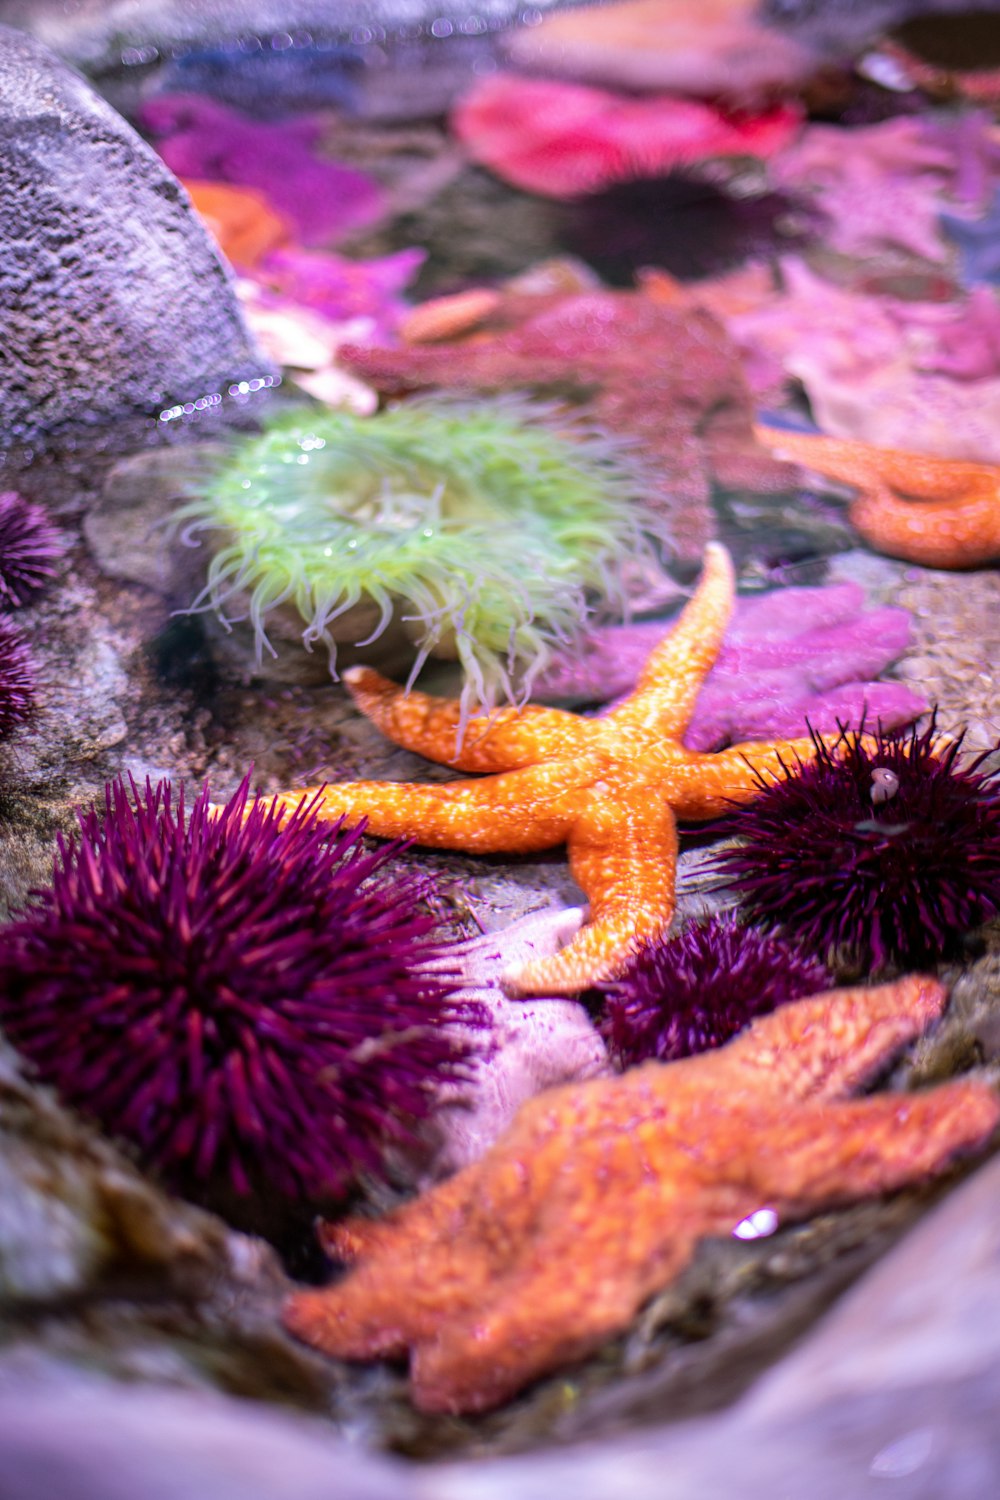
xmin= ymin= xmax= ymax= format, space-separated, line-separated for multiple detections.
xmin=754 ymin=424 xmax=1000 ymax=567
xmin=665 ymin=733 xmax=827 ymax=819
xmin=507 ymin=785 xmax=679 ymax=995
xmin=607 ymin=540 xmax=735 ymax=737
xmin=341 ymin=665 xmax=590 ymax=771
xmin=751 ymin=1083 xmax=999 ymax=1208
xmin=284 ymin=977 xmax=999 ymax=1414
xmin=708 ymin=973 xmax=947 ymax=1103
xmin=755 ymin=424 xmax=997 ymax=502
xmin=261 ymin=759 xmax=588 ymax=853
xmin=849 ymin=488 xmax=1000 ymax=569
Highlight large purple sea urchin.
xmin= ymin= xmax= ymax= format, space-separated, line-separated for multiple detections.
xmin=0 ymin=775 xmax=485 ymax=1209
xmin=713 ymin=718 xmax=1000 ymax=972
xmin=0 ymin=491 xmax=62 ymax=609
xmin=600 ymin=914 xmax=831 ymax=1067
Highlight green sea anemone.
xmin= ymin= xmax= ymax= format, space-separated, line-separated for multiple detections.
xmin=172 ymin=396 xmax=653 ymax=718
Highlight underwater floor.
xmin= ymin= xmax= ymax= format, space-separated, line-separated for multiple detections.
xmin=1 ymin=2 xmax=1000 ymax=1495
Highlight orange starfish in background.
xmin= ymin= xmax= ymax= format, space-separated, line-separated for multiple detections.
xmin=756 ymin=424 xmax=1000 ymax=569
xmin=255 ymin=545 xmax=842 ymax=996
xmin=182 ymin=178 xmax=291 ymax=269
xmin=284 ymin=974 xmax=999 ymax=1414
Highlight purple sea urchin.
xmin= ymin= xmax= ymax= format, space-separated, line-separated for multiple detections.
xmin=0 ymin=491 xmax=62 ymax=609
xmin=0 ymin=619 xmax=36 ymax=736
xmin=713 ymin=718 xmax=1000 ymax=972
xmin=600 ymin=914 xmax=831 ymax=1067
xmin=0 ymin=775 xmax=485 ymax=1210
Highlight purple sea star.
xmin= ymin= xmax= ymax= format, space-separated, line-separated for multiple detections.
xmin=921 ymin=112 xmax=1000 ymax=211
xmin=910 ymin=286 xmax=1000 ymax=380
xmin=769 ymin=118 xmax=954 ymax=265
xmin=724 ymin=257 xmax=1000 ymax=460
xmin=534 ymin=582 xmax=926 ymax=749
xmin=413 ymin=908 xmax=611 ymax=1181
xmin=139 ymin=94 xmax=384 ymax=246
xmin=250 ymin=245 xmax=425 ymax=345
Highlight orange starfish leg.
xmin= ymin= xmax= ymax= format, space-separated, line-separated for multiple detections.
xmin=284 ymin=975 xmax=999 ymax=1413
xmin=341 ymin=666 xmax=590 ymax=771
xmin=755 ymin=424 xmax=1000 ymax=568
xmin=268 ymin=760 xmax=588 ymax=854
xmin=511 ymin=784 xmax=680 ymax=995
xmin=849 ymin=489 xmax=1000 ymax=570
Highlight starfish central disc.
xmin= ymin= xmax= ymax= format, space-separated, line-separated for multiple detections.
xmin=256 ymin=544 xmax=847 ymax=995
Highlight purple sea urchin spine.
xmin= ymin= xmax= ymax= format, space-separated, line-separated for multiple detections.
xmin=599 ymin=914 xmax=831 ymax=1066
xmin=0 ymin=619 xmax=36 ymax=735
xmin=0 ymin=491 xmax=62 ymax=609
xmin=713 ymin=717 xmax=1000 ymax=971
xmin=0 ymin=775 xmax=486 ymax=1207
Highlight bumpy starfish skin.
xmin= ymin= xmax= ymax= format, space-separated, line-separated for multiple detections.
xmin=756 ymin=425 xmax=1000 ymax=568
xmin=283 ymin=975 xmax=999 ymax=1414
xmin=257 ymin=546 xmax=840 ymax=996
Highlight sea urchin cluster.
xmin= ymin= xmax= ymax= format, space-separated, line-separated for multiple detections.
xmin=599 ymin=914 xmax=832 ymax=1067
xmin=173 ymin=397 xmax=651 ymax=725
xmin=713 ymin=718 xmax=1000 ymax=972
xmin=0 ymin=775 xmax=485 ymax=1209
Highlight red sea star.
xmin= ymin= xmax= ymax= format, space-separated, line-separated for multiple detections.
xmin=283 ymin=974 xmax=999 ymax=1414
xmin=756 ymin=425 xmax=1000 ymax=569
xmin=339 ymin=288 xmax=795 ymax=563
xmin=253 ymin=545 xmax=848 ymax=996
xmin=451 ymin=72 xmax=800 ymax=198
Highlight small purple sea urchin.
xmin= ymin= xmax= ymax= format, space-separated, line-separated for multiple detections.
xmin=599 ymin=914 xmax=831 ymax=1067
xmin=0 ymin=618 xmax=36 ymax=736
xmin=0 ymin=491 xmax=62 ymax=609
xmin=0 ymin=775 xmax=485 ymax=1213
xmin=712 ymin=718 xmax=1000 ymax=972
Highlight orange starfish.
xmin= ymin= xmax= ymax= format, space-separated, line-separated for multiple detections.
xmin=182 ymin=178 xmax=291 ymax=270
xmin=755 ymin=424 xmax=1000 ymax=569
xmin=284 ymin=974 xmax=999 ymax=1414
xmin=255 ymin=545 xmax=848 ymax=996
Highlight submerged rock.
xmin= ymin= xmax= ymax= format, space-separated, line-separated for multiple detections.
xmin=0 ymin=25 xmax=272 ymax=446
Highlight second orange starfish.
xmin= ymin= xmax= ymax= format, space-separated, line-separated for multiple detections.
xmin=756 ymin=424 xmax=1000 ymax=569
xmin=255 ymin=544 xmax=843 ymax=995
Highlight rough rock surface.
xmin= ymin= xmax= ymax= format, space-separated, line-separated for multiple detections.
xmin=0 ymin=25 xmax=272 ymax=445
xmin=0 ymin=1021 xmax=336 ymax=1408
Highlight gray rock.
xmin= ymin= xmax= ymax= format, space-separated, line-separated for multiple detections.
xmin=0 ymin=1382 xmax=410 ymax=1500
xmin=0 ymin=25 xmax=273 ymax=445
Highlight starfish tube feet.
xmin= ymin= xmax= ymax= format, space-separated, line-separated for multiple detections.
xmin=283 ymin=975 xmax=999 ymax=1413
